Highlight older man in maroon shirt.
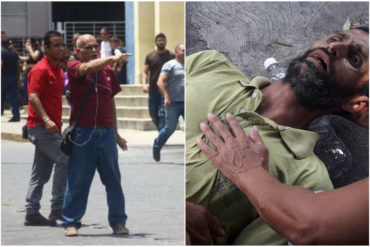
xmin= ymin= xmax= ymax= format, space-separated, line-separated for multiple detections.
xmin=62 ymin=34 xmax=130 ymax=237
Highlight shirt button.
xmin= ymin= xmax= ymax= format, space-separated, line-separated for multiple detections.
xmin=239 ymin=108 xmax=246 ymax=113
xmin=252 ymin=92 xmax=257 ymax=99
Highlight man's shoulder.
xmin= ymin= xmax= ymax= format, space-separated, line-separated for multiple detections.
xmin=188 ymin=50 xmax=228 ymax=61
xmin=67 ymin=59 xmax=82 ymax=69
xmin=146 ymin=50 xmax=158 ymax=58
xmin=167 ymin=50 xmax=175 ymax=57
xmin=30 ymin=59 xmax=48 ymax=73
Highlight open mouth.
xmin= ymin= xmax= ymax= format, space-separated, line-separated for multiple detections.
xmin=307 ymin=49 xmax=330 ymax=74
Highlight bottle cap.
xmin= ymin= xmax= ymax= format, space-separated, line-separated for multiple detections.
xmin=264 ymin=57 xmax=277 ymax=69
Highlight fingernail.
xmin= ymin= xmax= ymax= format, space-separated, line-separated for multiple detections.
xmin=226 ymin=112 xmax=232 ymax=118
xmin=253 ymin=126 xmax=258 ymax=131
xmin=200 ymin=122 xmax=206 ymax=129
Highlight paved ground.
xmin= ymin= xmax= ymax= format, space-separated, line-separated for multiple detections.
xmin=1 ymin=113 xmax=185 ymax=245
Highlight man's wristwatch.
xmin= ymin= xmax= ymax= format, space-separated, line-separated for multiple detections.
xmin=43 ymin=117 xmax=50 ymax=124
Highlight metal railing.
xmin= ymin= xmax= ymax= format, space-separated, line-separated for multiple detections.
xmin=63 ymin=21 xmax=125 ymax=49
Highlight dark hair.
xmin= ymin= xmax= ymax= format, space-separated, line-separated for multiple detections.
xmin=109 ymin=36 xmax=120 ymax=44
xmin=43 ymin=30 xmax=62 ymax=47
xmin=101 ymin=27 xmax=109 ymax=33
xmin=351 ymin=25 xmax=369 ymax=34
xmin=1 ymin=38 xmax=9 ymax=47
xmin=155 ymin=33 xmax=166 ymax=41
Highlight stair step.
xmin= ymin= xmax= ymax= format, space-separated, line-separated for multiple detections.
xmin=115 ymin=95 xmax=148 ymax=107
xmin=118 ymin=85 xmax=146 ymax=96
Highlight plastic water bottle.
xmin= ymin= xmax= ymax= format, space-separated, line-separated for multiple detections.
xmin=264 ymin=57 xmax=286 ymax=83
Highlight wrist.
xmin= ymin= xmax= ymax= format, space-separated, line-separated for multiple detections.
xmin=43 ymin=117 xmax=50 ymax=124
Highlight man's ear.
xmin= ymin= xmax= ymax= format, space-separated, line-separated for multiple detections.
xmin=342 ymin=95 xmax=369 ymax=128
xmin=342 ymin=95 xmax=369 ymax=114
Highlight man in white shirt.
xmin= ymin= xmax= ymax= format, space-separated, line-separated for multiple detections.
xmin=100 ymin=27 xmax=111 ymax=58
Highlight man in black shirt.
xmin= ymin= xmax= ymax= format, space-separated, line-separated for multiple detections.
xmin=142 ymin=33 xmax=175 ymax=131
xmin=1 ymin=38 xmax=21 ymax=121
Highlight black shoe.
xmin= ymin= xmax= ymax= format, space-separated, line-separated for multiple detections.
xmin=153 ymin=147 xmax=160 ymax=162
xmin=8 ymin=117 xmax=20 ymax=122
xmin=49 ymin=209 xmax=64 ymax=222
xmin=24 ymin=212 xmax=57 ymax=226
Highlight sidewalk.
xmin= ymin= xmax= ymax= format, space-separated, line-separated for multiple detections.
xmin=1 ymin=110 xmax=184 ymax=147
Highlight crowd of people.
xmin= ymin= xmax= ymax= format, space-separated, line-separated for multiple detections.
xmin=1 ymin=28 xmax=128 ymax=123
xmin=2 ymin=28 xmax=184 ymax=237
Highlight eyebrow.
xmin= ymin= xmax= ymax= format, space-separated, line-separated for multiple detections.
xmin=332 ymin=31 xmax=369 ymax=60
xmin=352 ymin=44 xmax=368 ymax=60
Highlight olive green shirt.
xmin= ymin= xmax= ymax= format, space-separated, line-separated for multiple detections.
xmin=186 ymin=50 xmax=334 ymax=245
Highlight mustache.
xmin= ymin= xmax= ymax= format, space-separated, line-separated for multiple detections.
xmin=299 ymin=47 xmax=335 ymax=72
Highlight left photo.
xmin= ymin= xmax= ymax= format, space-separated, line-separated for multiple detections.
xmin=1 ymin=1 xmax=185 ymax=245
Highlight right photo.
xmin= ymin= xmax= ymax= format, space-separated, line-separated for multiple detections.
xmin=185 ymin=2 xmax=369 ymax=245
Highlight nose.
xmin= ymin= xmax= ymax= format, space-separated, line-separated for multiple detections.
xmin=327 ymin=42 xmax=348 ymax=58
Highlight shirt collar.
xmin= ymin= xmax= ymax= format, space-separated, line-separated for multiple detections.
xmin=279 ymin=126 xmax=319 ymax=159
xmin=239 ymin=76 xmax=320 ymax=160
xmin=44 ymin=56 xmax=60 ymax=70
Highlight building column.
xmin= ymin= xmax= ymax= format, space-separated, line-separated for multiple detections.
xmin=125 ymin=2 xmax=135 ymax=84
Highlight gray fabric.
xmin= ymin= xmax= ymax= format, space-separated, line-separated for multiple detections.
xmin=160 ymin=59 xmax=184 ymax=102
xmin=25 ymin=126 xmax=68 ymax=214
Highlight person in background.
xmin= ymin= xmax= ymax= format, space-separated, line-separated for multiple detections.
xmin=142 ymin=33 xmax=175 ymax=131
xmin=100 ymin=27 xmax=111 ymax=58
xmin=153 ymin=44 xmax=185 ymax=161
xmin=109 ymin=36 xmax=127 ymax=84
xmin=69 ymin=33 xmax=80 ymax=61
xmin=19 ymin=38 xmax=43 ymax=106
xmin=1 ymin=38 xmax=21 ymax=121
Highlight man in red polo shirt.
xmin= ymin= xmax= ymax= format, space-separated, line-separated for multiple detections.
xmin=25 ymin=30 xmax=68 ymax=226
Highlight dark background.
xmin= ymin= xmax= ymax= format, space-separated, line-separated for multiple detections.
xmin=52 ymin=2 xmax=125 ymax=22
xmin=186 ymin=2 xmax=369 ymax=78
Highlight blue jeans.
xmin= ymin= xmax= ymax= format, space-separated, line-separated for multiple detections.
xmin=148 ymin=90 xmax=165 ymax=131
xmin=154 ymin=102 xmax=184 ymax=150
xmin=26 ymin=126 xmax=68 ymax=214
xmin=62 ymin=126 xmax=127 ymax=228
xmin=1 ymin=74 xmax=20 ymax=118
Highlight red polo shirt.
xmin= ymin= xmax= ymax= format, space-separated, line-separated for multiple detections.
xmin=67 ymin=60 xmax=121 ymax=127
xmin=26 ymin=56 xmax=64 ymax=129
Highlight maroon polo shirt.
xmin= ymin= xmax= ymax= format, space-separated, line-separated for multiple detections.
xmin=67 ymin=60 xmax=121 ymax=127
xmin=27 ymin=56 xmax=64 ymax=129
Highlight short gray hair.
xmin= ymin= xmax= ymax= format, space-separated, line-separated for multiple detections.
xmin=76 ymin=37 xmax=82 ymax=49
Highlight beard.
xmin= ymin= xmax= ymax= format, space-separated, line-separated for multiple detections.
xmin=156 ymin=43 xmax=166 ymax=50
xmin=283 ymin=48 xmax=346 ymax=110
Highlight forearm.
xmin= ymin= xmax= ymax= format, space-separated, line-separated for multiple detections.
xmin=236 ymin=167 xmax=320 ymax=244
xmin=29 ymin=93 xmax=49 ymax=121
xmin=28 ymin=48 xmax=39 ymax=61
xmin=112 ymin=99 xmax=118 ymax=134
xmin=142 ymin=72 xmax=148 ymax=87
xmin=79 ymin=56 xmax=114 ymax=76
xmin=236 ymin=168 xmax=368 ymax=244
xmin=157 ymin=79 xmax=169 ymax=99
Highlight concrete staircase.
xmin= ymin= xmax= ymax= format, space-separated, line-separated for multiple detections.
xmin=21 ymin=85 xmax=158 ymax=131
